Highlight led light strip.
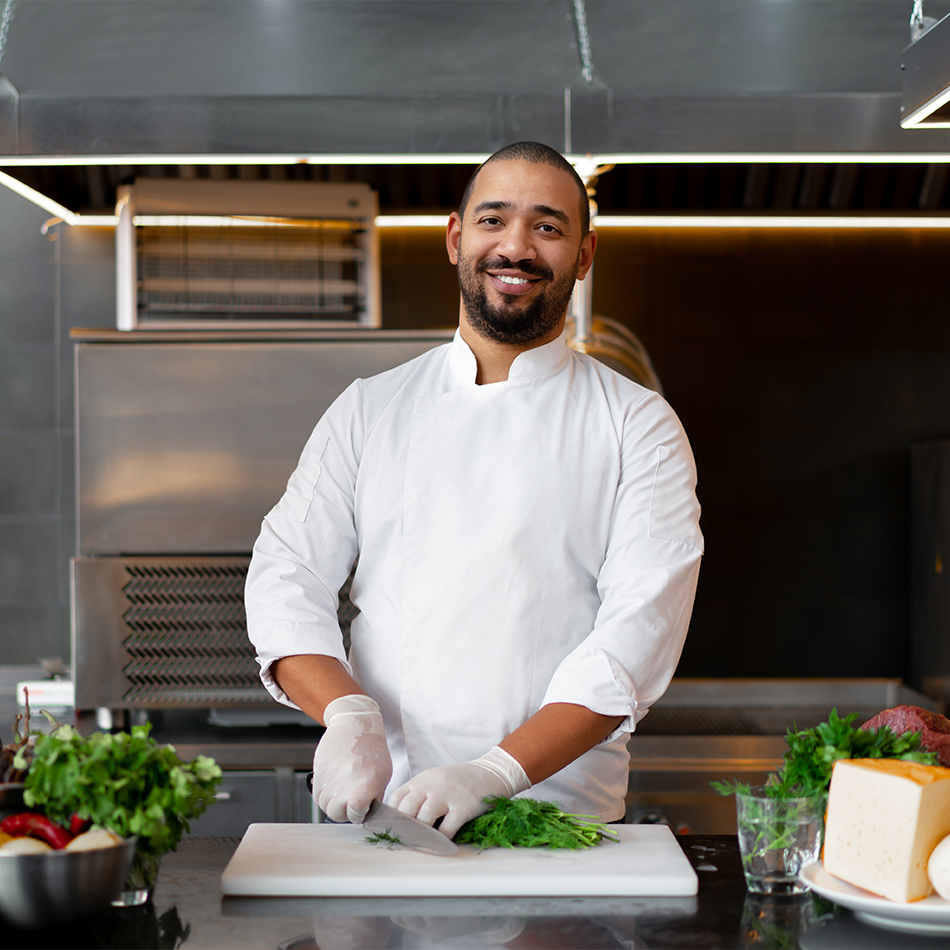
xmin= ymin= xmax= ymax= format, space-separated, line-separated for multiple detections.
xmin=0 ymin=154 xmax=489 ymax=168
xmin=131 ymin=215 xmax=357 ymax=229
xmin=2 ymin=152 xmax=950 ymax=168
xmin=0 ymin=169 xmax=80 ymax=224
xmin=5 ymin=167 xmax=950 ymax=230
xmin=7 ymin=208 xmax=950 ymax=230
xmin=374 ymin=214 xmax=950 ymax=229
xmin=901 ymin=86 xmax=950 ymax=129
xmin=591 ymin=214 xmax=950 ymax=229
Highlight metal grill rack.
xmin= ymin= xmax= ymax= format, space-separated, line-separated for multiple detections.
xmin=137 ymin=222 xmax=364 ymax=320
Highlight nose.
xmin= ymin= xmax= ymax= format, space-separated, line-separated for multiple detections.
xmin=494 ymin=222 xmax=537 ymax=264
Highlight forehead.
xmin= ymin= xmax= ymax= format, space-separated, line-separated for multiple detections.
xmin=466 ymin=160 xmax=583 ymax=226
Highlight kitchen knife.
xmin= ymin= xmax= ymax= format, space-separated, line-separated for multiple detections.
xmin=362 ymin=799 xmax=460 ymax=856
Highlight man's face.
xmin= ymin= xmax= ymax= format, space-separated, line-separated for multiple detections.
xmin=447 ymin=160 xmax=596 ymax=347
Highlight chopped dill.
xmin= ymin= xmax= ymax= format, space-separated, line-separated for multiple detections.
xmin=454 ymin=796 xmax=620 ymax=850
xmin=363 ymin=827 xmax=405 ymax=848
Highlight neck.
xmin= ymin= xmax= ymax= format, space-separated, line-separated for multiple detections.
xmin=458 ymin=309 xmax=565 ymax=385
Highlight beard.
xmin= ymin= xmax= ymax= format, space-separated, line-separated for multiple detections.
xmin=457 ymin=251 xmax=579 ymax=346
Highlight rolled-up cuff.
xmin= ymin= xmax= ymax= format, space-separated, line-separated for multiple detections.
xmin=256 ymin=628 xmax=353 ymax=709
xmin=540 ymin=646 xmax=646 ymax=742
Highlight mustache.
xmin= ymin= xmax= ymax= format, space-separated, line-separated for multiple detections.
xmin=476 ymin=257 xmax=553 ymax=281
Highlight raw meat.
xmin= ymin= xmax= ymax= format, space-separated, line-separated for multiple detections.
xmin=861 ymin=706 xmax=950 ymax=767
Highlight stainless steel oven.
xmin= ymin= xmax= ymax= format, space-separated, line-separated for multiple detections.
xmin=71 ymin=329 xmax=452 ymax=715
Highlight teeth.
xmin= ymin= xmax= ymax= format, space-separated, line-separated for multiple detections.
xmin=496 ymin=275 xmax=530 ymax=285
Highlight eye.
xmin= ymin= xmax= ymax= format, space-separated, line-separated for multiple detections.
xmin=478 ymin=216 xmax=502 ymax=226
xmin=537 ymin=223 xmax=562 ymax=235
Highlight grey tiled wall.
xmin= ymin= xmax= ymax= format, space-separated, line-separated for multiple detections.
xmin=0 ymin=187 xmax=114 ymax=666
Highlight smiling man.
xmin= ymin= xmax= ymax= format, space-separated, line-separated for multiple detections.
xmin=246 ymin=142 xmax=703 ymax=838
xmin=450 ymin=143 xmax=595 ymax=382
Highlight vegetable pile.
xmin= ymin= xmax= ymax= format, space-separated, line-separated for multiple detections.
xmin=19 ymin=723 xmax=221 ymax=857
xmin=713 ymin=708 xmax=939 ymax=806
xmin=453 ymin=796 xmax=619 ymax=850
xmin=0 ymin=814 xmax=122 ymax=855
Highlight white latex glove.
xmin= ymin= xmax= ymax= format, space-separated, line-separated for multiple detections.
xmin=389 ymin=746 xmax=531 ymax=840
xmin=311 ymin=694 xmax=393 ymax=824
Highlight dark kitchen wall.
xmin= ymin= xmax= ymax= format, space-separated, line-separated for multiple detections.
xmin=382 ymin=223 xmax=950 ymax=687
xmin=3 ymin=184 xmax=950 ymax=688
xmin=594 ymin=226 xmax=950 ymax=682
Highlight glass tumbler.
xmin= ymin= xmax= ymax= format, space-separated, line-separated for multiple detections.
xmin=735 ymin=787 xmax=822 ymax=895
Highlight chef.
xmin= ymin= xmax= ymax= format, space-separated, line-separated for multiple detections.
xmin=245 ymin=141 xmax=703 ymax=840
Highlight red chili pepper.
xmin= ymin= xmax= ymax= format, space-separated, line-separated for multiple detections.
xmin=0 ymin=812 xmax=73 ymax=849
xmin=69 ymin=813 xmax=91 ymax=836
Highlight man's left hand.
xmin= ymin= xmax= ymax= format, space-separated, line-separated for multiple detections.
xmin=389 ymin=746 xmax=531 ymax=840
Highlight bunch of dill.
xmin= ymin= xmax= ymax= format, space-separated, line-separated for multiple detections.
xmin=453 ymin=796 xmax=619 ymax=850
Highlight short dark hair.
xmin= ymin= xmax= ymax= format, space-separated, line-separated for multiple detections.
xmin=458 ymin=142 xmax=590 ymax=235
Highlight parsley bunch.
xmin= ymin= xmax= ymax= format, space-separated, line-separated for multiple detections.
xmin=20 ymin=723 xmax=221 ymax=856
xmin=713 ymin=708 xmax=938 ymax=806
xmin=454 ymin=796 xmax=619 ymax=850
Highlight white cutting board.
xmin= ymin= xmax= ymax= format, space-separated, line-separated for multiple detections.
xmin=221 ymin=822 xmax=698 ymax=897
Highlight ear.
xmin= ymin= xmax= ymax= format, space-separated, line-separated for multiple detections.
xmin=446 ymin=212 xmax=462 ymax=265
xmin=575 ymin=229 xmax=597 ymax=281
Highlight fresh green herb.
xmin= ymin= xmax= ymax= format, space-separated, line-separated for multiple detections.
xmin=364 ymin=828 xmax=404 ymax=848
xmin=20 ymin=723 xmax=221 ymax=857
xmin=453 ymin=796 xmax=620 ymax=850
xmin=712 ymin=708 xmax=939 ymax=807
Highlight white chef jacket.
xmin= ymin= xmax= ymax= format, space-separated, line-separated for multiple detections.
xmin=246 ymin=330 xmax=703 ymax=821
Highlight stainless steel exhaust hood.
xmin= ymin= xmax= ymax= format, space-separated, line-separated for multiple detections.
xmin=3 ymin=1 xmax=950 ymax=161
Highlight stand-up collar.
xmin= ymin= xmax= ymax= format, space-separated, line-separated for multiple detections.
xmin=448 ymin=329 xmax=570 ymax=387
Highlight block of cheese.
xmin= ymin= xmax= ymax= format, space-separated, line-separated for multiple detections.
xmin=823 ymin=758 xmax=950 ymax=902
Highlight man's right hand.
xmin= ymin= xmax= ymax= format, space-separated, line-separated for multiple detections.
xmin=311 ymin=694 xmax=393 ymax=823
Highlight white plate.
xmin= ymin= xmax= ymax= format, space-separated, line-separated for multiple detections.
xmin=800 ymin=862 xmax=950 ymax=935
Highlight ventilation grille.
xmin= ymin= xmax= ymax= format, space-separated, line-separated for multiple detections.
xmin=120 ymin=561 xmax=356 ymax=704
xmin=635 ymin=708 xmax=765 ymax=736
xmin=137 ymin=222 xmax=364 ymax=321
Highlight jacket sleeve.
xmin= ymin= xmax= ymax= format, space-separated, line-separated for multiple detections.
xmin=244 ymin=381 xmax=364 ymax=708
xmin=539 ymin=390 xmax=703 ymax=738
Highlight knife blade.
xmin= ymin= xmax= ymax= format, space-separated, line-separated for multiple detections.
xmin=362 ymin=800 xmax=460 ymax=856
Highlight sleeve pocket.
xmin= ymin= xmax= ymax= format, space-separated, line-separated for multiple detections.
xmin=649 ymin=444 xmax=704 ymax=550
xmin=268 ymin=433 xmax=330 ymax=523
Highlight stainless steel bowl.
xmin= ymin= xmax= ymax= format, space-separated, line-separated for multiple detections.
xmin=0 ymin=836 xmax=136 ymax=929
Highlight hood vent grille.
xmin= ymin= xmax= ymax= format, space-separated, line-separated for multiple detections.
xmin=72 ymin=555 xmax=357 ymax=708
xmin=121 ymin=562 xmax=261 ymax=704
xmin=137 ymin=223 xmax=364 ymax=320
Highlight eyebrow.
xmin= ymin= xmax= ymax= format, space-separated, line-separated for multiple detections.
xmin=472 ymin=200 xmax=572 ymax=227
